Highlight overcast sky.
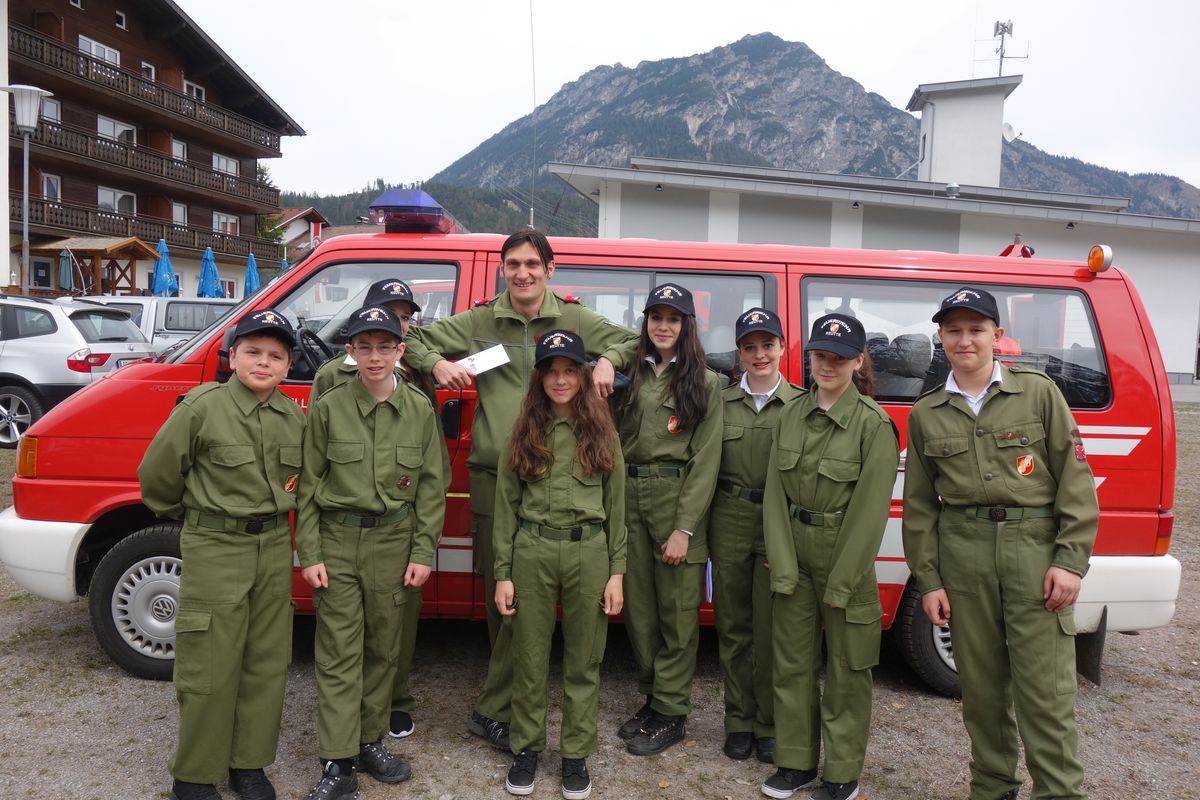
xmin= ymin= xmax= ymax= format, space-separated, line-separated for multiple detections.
xmin=175 ymin=0 xmax=1200 ymax=196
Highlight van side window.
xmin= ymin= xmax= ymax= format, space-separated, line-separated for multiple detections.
xmin=802 ymin=278 xmax=1112 ymax=409
xmin=165 ymin=302 xmax=218 ymax=332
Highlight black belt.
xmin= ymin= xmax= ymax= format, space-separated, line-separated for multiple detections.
xmin=519 ymin=519 xmax=605 ymax=541
xmin=187 ymin=510 xmax=287 ymax=535
xmin=627 ymin=462 xmax=685 ymax=478
xmin=320 ymin=505 xmax=410 ymax=528
xmin=718 ymin=479 xmax=764 ymax=504
xmin=949 ymin=504 xmax=1055 ymax=522
xmin=789 ymin=504 xmax=843 ymax=527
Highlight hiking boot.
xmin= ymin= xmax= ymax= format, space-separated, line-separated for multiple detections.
xmin=505 ymin=749 xmax=538 ymax=796
xmin=810 ymin=779 xmax=860 ymax=800
xmin=561 ymin=757 xmax=592 ymax=800
xmin=388 ymin=709 xmax=415 ymax=738
xmin=468 ymin=709 xmax=511 ymax=750
xmin=723 ymin=731 xmax=754 ymax=760
xmin=357 ymin=740 xmax=411 ymax=784
xmin=625 ymin=712 xmax=686 ymax=756
xmin=760 ymin=768 xmax=818 ymax=799
xmin=229 ymin=768 xmax=276 ymax=800
xmin=170 ymin=781 xmax=220 ymax=800
xmin=303 ymin=760 xmax=358 ymax=800
xmin=756 ymin=736 xmax=776 ymax=764
xmin=617 ymin=700 xmax=654 ymax=740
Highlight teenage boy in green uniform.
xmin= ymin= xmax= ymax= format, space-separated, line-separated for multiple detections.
xmin=903 ymin=286 xmax=1098 ymax=800
xmin=297 ymin=305 xmax=445 ymax=800
xmin=139 ymin=309 xmax=305 ymax=800
xmin=403 ymin=229 xmax=637 ymax=749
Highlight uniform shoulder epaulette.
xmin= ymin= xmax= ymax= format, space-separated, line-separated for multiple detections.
xmin=858 ymin=393 xmax=892 ymax=422
xmin=472 ymin=296 xmax=496 ymax=308
xmin=399 ymin=380 xmax=436 ymax=410
xmin=1006 ymin=364 xmax=1053 ymax=382
xmin=561 ymin=293 xmax=581 ymax=304
xmin=179 ymin=382 xmax=222 ymax=406
xmin=721 ymin=382 xmax=743 ymax=399
xmin=913 ymin=383 xmax=946 ymax=404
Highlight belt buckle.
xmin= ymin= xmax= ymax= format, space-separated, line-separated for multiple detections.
xmin=570 ymin=526 xmax=583 ymax=542
xmin=361 ymin=516 xmax=377 ymax=528
xmin=797 ymin=509 xmax=813 ymax=524
xmin=244 ymin=519 xmax=264 ymax=534
xmin=988 ymin=506 xmax=1007 ymax=522
xmin=748 ymin=489 xmax=764 ymax=503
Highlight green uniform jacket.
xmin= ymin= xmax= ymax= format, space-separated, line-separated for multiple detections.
xmin=493 ymin=420 xmax=627 ymax=581
xmin=719 ymin=379 xmax=806 ymax=490
xmin=763 ymin=385 xmax=899 ymax=607
xmin=139 ymin=376 xmax=304 ymax=520
xmin=402 ymin=291 xmax=637 ymax=472
xmin=295 ymin=378 xmax=445 ymax=568
xmin=617 ymin=363 xmax=724 ymax=561
xmin=902 ymin=364 xmax=1099 ymax=593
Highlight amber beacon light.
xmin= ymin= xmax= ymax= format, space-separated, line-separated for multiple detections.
xmin=1087 ymin=244 xmax=1113 ymax=273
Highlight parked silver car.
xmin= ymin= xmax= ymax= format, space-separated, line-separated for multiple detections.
xmin=0 ymin=295 xmax=154 ymax=447
xmin=85 ymin=296 xmax=238 ymax=354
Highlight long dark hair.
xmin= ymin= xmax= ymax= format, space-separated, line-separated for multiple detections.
xmin=508 ymin=362 xmax=617 ymax=479
xmin=853 ymin=351 xmax=876 ymax=398
xmin=623 ymin=310 xmax=709 ymax=431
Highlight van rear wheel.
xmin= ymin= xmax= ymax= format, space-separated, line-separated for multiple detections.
xmin=893 ymin=584 xmax=962 ymax=697
xmin=87 ymin=523 xmax=182 ymax=680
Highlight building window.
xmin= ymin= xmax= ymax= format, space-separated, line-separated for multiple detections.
xmin=140 ymin=62 xmax=156 ymax=81
xmin=115 ymin=10 xmax=127 ymax=29
xmin=41 ymin=98 xmax=61 ymax=123
xmin=172 ymin=203 xmax=188 ymax=226
xmin=98 ymin=186 xmax=136 ymax=215
xmin=78 ymin=35 xmax=120 ymax=65
xmin=172 ymin=140 xmax=187 ymax=161
xmin=42 ymin=174 xmax=61 ymax=201
xmin=213 ymin=212 xmax=239 ymax=236
xmin=98 ymin=115 xmax=136 ymax=145
xmin=212 ymin=153 xmax=239 ymax=177
xmin=221 ymin=279 xmax=236 ymax=299
xmin=183 ymin=81 xmax=206 ymax=102
xmin=31 ymin=260 xmax=54 ymax=290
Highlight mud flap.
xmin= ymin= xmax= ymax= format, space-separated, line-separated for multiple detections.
xmin=1075 ymin=605 xmax=1107 ymax=686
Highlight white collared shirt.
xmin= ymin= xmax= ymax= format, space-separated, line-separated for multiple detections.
xmin=739 ymin=372 xmax=781 ymax=413
xmin=945 ymin=361 xmax=1003 ymax=416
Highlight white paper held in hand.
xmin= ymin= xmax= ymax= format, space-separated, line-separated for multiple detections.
xmin=455 ymin=344 xmax=510 ymax=376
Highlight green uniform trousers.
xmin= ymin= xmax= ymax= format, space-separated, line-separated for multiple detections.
xmin=710 ymin=491 xmax=774 ymax=736
xmin=624 ymin=472 xmax=704 ymax=717
xmin=772 ymin=519 xmax=879 ymax=784
xmin=390 ymin=584 xmax=421 ymax=714
xmin=313 ymin=514 xmax=413 ymax=759
xmin=170 ymin=521 xmax=292 ymax=784
xmin=939 ymin=508 xmax=1085 ymax=800
xmin=471 ymin=468 xmax=513 ymax=722
xmin=510 ymin=524 xmax=611 ymax=757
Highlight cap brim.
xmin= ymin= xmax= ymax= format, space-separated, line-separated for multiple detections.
xmin=346 ymin=322 xmax=404 ymax=340
xmin=736 ymin=324 xmax=784 ymax=344
xmin=932 ymin=306 xmax=998 ymax=325
xmin=804 ymin=339 xmax=861 ymax=359
xmin=535 ymin=351 xmax=586 ymax=367
xmin=643 ymin=300 xmax=694 ymax=316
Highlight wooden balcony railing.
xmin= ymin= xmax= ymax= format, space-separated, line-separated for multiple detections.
xmin=9 ymin=24 xmax=282 ymax=154
xmin=13 ymin=193 xmax=283 ymax=262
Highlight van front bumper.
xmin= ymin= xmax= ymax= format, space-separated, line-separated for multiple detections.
xmin=1076 ymin=554 xmax=1181 ymax=633
xmin=0 ymin=506 xmax=89 ymax=602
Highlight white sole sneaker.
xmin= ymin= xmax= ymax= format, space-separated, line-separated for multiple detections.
xmin=562 ymin=779 xmax=593 ymax=800
xmin=505 ymin=778 xmax=535 ymax=796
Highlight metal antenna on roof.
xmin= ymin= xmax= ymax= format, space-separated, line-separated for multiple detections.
xmin=527 ymin=0 xmax=538 ymax=230
xmin=993 ymin=20 xmax=1027 ymax=76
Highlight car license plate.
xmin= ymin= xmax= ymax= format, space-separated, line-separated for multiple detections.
xmin=116 ymin=358 xmax=138 ymax=368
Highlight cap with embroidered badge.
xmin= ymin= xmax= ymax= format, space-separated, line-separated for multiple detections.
xmin=345 ymin=305 xmax=404 ymax=340
xmin=233 ymin=308 xmax=296 ymax=349
xmin=644 ymin=283 xmax=695 ymax=317
xmin=735 ymin=307 xmax=784 ymax=343
xmin=535 ymin=328 xmax=586 ymax=367
xmin=932 ymin=286 xmax=1000 ymax=325
xmin=364 ymin=278 xmax=421 ymax=313
xmin=804 ymin=313 xmax=865 ymax=359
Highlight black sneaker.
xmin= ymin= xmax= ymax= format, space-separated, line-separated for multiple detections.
xmin=388 ymin=709 xmax=415 ymax=738
xmin=617 ymin=700 xmax=654 ymax=740
xmin=468 ymin=709 xmax=511 ymax=750
xmin=561 ymin=757 xmax=592 ymax=800
xmin=505 ymin=749 xmax=538 ymax=796
xmin=304 ymin=760 xmax=358 ymax=800
xmin=625 ymin=712 xmax=686 ymax=756
xmin=229 ymin=768 xmax=276 ymax=800
xmin=756 ymin=736 xmax=776 ymax=764
xmin=810 ymin=779 xmax=860 ymax=800
xmin=998 ymin=790 xmax=1019 ymax=800
xmin=357 ymin=740 xmax=411 ymax=784
xmin=760 ymin=768 xmax=818 ymax=799
xmin=723 ymin=731 xmax=754 ymax=760
xmin=170 ymin=781 xmax=221 ymax=800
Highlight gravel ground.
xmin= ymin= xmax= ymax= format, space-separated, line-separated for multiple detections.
xmin=0 ymin=403 xmax=1196 ymax=800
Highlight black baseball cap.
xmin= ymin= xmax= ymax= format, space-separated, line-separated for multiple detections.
xmin=735 ymin=307 xmax=784 ymax=343
xmin=804 ymin=313 xmax=865 ymax=359
xmin=644 ymin=283 xmax=695 ymax=317
xmin=232 ymin=308 xmax=296 ymax=349
xmin=345 ymin=305 xmax=404 ymax=340
xmin=364 ymin=278 xmax=421 ymax=313
xmin=535 ymin=329 xmax=586 ymax=367
xmin=932 ymin=286 xmax=1000 ymax=326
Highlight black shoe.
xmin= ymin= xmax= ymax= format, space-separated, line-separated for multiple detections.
xmin=756 ymin=736 xmax=776 ymax=764
xmin=998 ymin=790 xmax=1019 ymax=800
xmin=388 ymin=709 xmax=415 ymax=738
xmin=505 ymin=749 xmax=538 ymax=796
xmin=561 ymin=757 xmax=592 ymax=800
xmin=229 ymin=768 xmax=276 ymax=800
xmin=468 ymin=709 xmax=511 ymax=750
xmin=357 ymin=740 xmax=411 ymax=784
xmin=723 ymin=731 xmax=754 ymax=760
xmin=810 ymin=779 xmax=860 ymax=800
xmin=759 ymin=768 xmax=818 ymax=799
xmin=626 ymin=712 xmax=686 ymax=756
xmin=303 ymin=761 xmax=358 ymax=800
xmin=617 ymin=700 xmax=654 ymax=740
xmin=170 ymin=781 xmax=221 ymax=800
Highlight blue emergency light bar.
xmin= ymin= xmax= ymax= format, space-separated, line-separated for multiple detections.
xmin=369 ymin=188 xmax=465 ymax=234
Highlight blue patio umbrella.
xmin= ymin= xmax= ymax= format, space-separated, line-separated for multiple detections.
xmin=197 ymin=247 xmax=224 ymax=298
xmin=58 ymin=248 xmax=73 ymax=292
xmin=244 ymin=253 xmax=261 ymax=297
xmin=151 ymin=239 xmax=176 ymax=297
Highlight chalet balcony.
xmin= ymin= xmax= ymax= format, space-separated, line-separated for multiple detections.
xmin=9 ymin=24 xmax=282 ymax=156
xmin=13 ymin=192 xmax=283 ymax=263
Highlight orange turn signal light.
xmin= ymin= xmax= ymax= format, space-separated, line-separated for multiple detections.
xmin=1087 ymin=244 xmax=1112 ymax=273
xmin=16 ymin=435 xmax=37 ymax=478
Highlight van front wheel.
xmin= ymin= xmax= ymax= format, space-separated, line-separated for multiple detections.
xmin=893 ymin=584 xmax=962 ymax=697
xmin=87 ymin=523 xmax=182 ymax=680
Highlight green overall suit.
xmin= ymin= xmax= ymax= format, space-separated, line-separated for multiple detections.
xmin=616 ymin=363 xmax=723 ymax=717
xmin=295 ymin=377 xmax=445 ymax=759
xmin=762 ymin=384 xmax=898 ymax=783
xmin=903 ymin=364 xmax=1097 ymax=800
xmin=404 ymin=291 xmax=636 ymax=721
xmin=493 ymin=423 xmax=627 ymax=758
xmin=710 ymin=377 xmax=804 ymax=737
xmin=138 ymin=376 xmax=305 ymax=785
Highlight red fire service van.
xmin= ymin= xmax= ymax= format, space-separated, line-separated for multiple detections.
xmin=0 ymin=214 xmax=1181 ymax=696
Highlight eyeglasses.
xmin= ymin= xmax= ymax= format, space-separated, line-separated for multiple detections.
xmin=351 ymin=343 xmax=400 ymax=356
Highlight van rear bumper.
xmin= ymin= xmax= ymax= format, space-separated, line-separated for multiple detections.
xmin=1076 ymin=554 xmax=1181 ymax=633
xmin=0 ymin=506 xmax=89 ymax=602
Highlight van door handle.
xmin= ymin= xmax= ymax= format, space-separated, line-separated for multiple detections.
xmin=440 ymin=399 xmax=461 ymax=439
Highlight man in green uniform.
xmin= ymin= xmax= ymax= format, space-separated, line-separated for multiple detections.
xmin=903 ymin=286 xmax=1098 ymax=800
xmin=139 ymin=309 xmax=305 ymax=800
xmin=297 ymin=305 xmax=445 ymax=800
xmin=403 ymin=229 xmax=638 ymax=748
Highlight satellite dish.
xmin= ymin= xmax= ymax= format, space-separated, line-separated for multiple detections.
xmin=1001 ymin=122 xmax=1020 ymax=143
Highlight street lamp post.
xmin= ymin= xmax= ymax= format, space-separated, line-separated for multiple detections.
xmin=2 ymin=85 xmax=53 ymax=294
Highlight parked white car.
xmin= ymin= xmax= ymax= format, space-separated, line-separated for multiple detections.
xmin=86 ymin=296 xmax=237 ymax=354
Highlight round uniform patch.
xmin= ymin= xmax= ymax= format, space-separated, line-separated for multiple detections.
xmin=1016 ymin=455 xmax=1035 ymax=476
xmin=666 ymin=415 xmax=681 ymax=434
xmin=397 ymin=475 xmax=412 ymax=489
